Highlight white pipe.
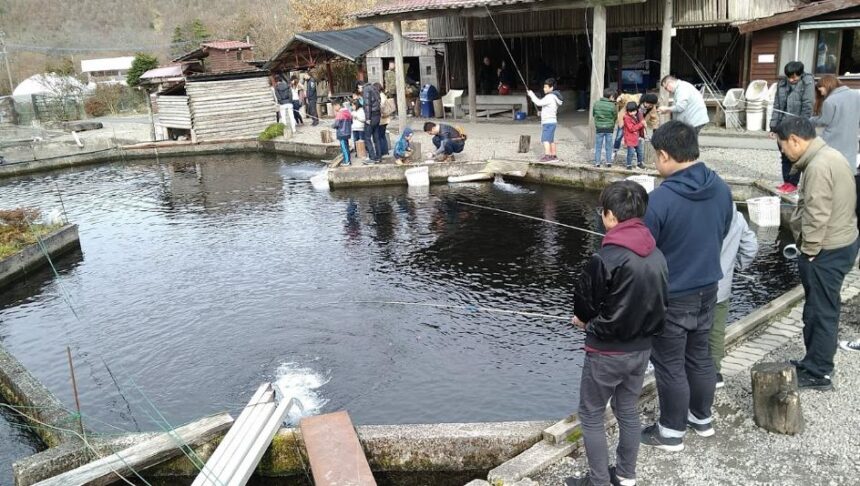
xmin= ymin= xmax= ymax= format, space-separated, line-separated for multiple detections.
xmin=226 ymin=397 xmax=294 ymax=486
xmin=208 ymin=391 xmax=275 ymax=484
xmin=218 ymin=400 xmax=276 ymax=484
xmin=794 ymin=26 xmax=800 ymax=62
xmin=783 ymin=244 xmax=800 ymax=260
xmin=192 ymin=383 xmax=271 ymax=486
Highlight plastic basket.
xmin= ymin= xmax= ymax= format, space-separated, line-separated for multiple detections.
xmin=626 ymin=175 xmax=655 ymax=193
xmin=405 ymin=166 xmax=430 ymax=187
xmin=746 ymin=196 xmax=781 ymax=227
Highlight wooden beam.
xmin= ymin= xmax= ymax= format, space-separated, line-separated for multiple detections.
xmin=393 ymin=20 xmax=408 ymax=133
xmin=354 ymin=0 xmax=646 ymax=24
xmin=34 ymin=413 xmax=233 ymax=486
xmin=736 ymin=0 xmax=858 ymax=34
xmin=466 ymin=17 xmax=478 ymax=125
xmin=587 ymin=5 xmax=606 ymax=149
xmin=659 ymin=0 xmax=672 ymax=122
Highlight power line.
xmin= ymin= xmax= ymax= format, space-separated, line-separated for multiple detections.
xmin=7 ymin=40 xmax=196 ymax=53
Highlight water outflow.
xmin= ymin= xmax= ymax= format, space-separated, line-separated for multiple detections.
xmin=274 ymin=363 xmax=329 ymax=425
xmin=493 ymin=174 xmax=533 ymax=194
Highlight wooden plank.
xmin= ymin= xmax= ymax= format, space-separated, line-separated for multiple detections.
xmin=300 ymin=411 xmax=376 ymax=486
xmin=737 ymin=0 xmax=857 ymax=34
xmin=34 ymin=413 xmax=233 ymax=486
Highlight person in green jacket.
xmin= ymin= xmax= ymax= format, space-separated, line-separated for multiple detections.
xmin=593 ymin=88 xmax=618 ymax=167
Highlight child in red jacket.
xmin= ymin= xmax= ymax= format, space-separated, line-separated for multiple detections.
xmin=623 ymin=101 xmax=646 ymax=170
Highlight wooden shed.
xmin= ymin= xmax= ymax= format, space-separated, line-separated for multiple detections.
xmin=738 ymin=0 xmax=860 ymax=89
xmin=365 ymin=34 xmax=444 ymax=90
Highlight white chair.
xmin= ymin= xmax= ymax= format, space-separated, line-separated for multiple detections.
xmin=441 ymin=89 xmax=464 ymax=119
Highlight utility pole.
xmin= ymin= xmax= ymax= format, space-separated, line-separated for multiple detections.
xmin=0 ymin=31 xmax=13 ymax=94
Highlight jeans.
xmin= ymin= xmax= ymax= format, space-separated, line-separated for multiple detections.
xmin=709 ymin=299 xmax=730 ymax=372
xmin=291 ymin=101 xmax=303 ymax=124
xmin=651 ymin=285 xmax=718 ymax=436
xmin=377 ymin=124 xmax=389 ymax=156
xmin=594 ymin=132 xmax=613 ymax=165
xmin=854 ymin=175 xmax=860 ymax=232
xmin=797 ymin=240 xmax=859 ymax=378
xmin=613 ymin=127 xmax=624 ymax=151
xmin=626 ymin=143 xmax=644 ymax=168
xmin=432 ymin=136 xmax=465 ymax=155
xmin=578 ymin=90 xmax=589 ymax=110
xmin=365 ymin=120 xmax=381 ymax=161
xmin=579 ymin=350 xmax=650 ymax=486
xmin=338 ymin=139 xmax=350 ymax=164
xmin=779 ymin=141 xmax=800 ymax=186
xmin=307 ymin=98 xmax=318 ymax=125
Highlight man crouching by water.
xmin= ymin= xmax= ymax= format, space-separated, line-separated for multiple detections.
xmin=567 ymin=180 xmax=668 ymax=486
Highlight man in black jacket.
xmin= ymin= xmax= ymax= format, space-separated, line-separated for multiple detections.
xmin=305 ymin=73 xmax=319 ymax=126
xmin=359 ymin=81 xmax=382 ymax=163
xmin=566 ymin=180 xmax=668 ymax=486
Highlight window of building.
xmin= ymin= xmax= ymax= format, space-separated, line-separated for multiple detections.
xmin=815 ymin=29 xmax=841 ymax=74
xmin=840 ymin=29 xmax=860 ymax=74
xmin=779 ymin=30 xmax=816 ymax=74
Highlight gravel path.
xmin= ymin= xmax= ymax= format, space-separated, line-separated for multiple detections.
xmin=532 ymin=296 xmax=860 ymax=486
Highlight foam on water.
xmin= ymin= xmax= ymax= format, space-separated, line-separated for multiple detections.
xmin=493 ymin=174 xmax=533 ymax=194
xmin=274 ymin=362 xmax=330 ymax=424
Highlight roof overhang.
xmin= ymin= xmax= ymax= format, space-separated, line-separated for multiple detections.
xmin=265 ymin=26 xmax=392 ymax=72
xmin=355 ymin=0 xmax=645 ymax=24
xmin=736 ymin=0 xmax=859 ymax=34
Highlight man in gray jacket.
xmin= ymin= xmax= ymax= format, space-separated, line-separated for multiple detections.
xmin=770 ymin=62 xmax=815 ymax=193
xmin=778 ymin=116 xmax=859 ymax=391
xmin=658 ymin=75 xmax=709 ymax=134
xmin=709 ymin=207 xmax=758 ymax=389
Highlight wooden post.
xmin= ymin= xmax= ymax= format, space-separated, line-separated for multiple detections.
xmin=741 ymin=33 xmax=752 ymax=87
xmin=587 ymin=5 xmax=606 ymax=149
xmin=659 ymin=0 xmax=673 ymax=123
xmin=466 ymin=17 xmax=478 ymax=125
xmin=356 ymin=139 xmax=367 ymax=159
xmin=144 ymin=88 xmax=156 ymax=142
xmin=326 ymin=62 xmax=335 ymax=97
xmin=518 ymin=135 xmax=531 ymax=153
xmin=393 ymin=21 xmax=408 ymax=134
xmin=751 ymin=362 xmax=805 ymax=435
xmin=321 ymin=129 xmax=334 ymax=143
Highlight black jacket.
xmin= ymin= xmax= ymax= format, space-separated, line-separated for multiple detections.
xmin=362 ymin=84 xmax=381 ymax=124
xmin=306 ymin=77 xmax=318 ymax=101
xmin=574 ymin=218 xmax=668 ymax=352
xmin=274 ymin=81 xmax=291 ymax=104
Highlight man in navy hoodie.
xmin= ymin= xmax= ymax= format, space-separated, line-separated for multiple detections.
xmin=641 ymin=120 xmax=733 ymax=452
xmin=567 ymin=181 xmax=668 ymax=486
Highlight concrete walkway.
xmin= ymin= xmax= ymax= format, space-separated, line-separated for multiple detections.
xmin=526 ymin=268 xmax=860 ymax=485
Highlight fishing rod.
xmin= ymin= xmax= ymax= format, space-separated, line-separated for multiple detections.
xmin=484 ymin=6 xmax=529 ymax=90
xmin=459 ymin=201 xmax=605 ymax=237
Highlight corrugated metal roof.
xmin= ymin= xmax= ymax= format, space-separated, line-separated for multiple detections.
xmin=404 ymin=31 xmax=430 ymax=44
xmin=140 ymin=65 xmax=185 ymax=79
xmin=266 ymin=26 xmax=392 ymax=71
xmin=356 ymin=0 xmax=536 ymax=18
xmin=201 ymin=40 xmax=255 ymax=50
xmin=80 ymin=56 xmax=135 ymax=73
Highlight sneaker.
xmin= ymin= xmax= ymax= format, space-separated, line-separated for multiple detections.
xmin=364 ymin=158 xmax=376 ymax=165
xmin=604 ymin=164 xmax=612 ymax=168
xmin=609 ymin=466 xmax=636 ymax=486
xmin=637 ymin=163 xmax=646 ymax=169
xmin=640 ymin=424 xmax=683 ymax=452
xmin=577 ymin=108 xmax=586 ymax=112
xmin=341 ymin=161 xmax=351 ymax=167
xmin=715 ymin=373 xmax=725 ymax=389
xmin=539 ymin=155 xmax=552 ymax=162
xmin=626 ymin=165 xmax=633 ymax=170
xmin=797 ymin=369 xmax=833 ymax=391
xmin=564 ymin=475 xmax=591 ymax=486
xmin=778 ymin=183 xmax=798 ymax=194
xmin=593 ymin=163 xmax=601 ymax=168
xmin=686 ymin=419 xmax=715 ymax=438
xmin=839 ymin=340 xmax=860 ymax=352
xmin=776 ymin=182 xmax=788 ymax=191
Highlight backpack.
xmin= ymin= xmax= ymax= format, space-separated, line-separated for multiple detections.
xmin=382 ymin=98 xmax=396 ymax=117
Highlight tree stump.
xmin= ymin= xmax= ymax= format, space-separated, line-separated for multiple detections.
xmin=409 ymin=142 xmax=422 ymax=163
xmin=321 ymin=130 xmax=334 ymax=144
xmin=355 ymin=140 xmax=367 ymax=159
xmin=751 ymin=362 xmax=804 ymax=435
xmin=518 ymin=135 xmax=531 ymax=153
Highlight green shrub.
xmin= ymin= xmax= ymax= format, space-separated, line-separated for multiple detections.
xmin=259 ymin=123 xmax=285 ymax=141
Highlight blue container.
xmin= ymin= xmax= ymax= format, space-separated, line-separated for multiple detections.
xmin=515 ymin=111 xmax=527 ymax=121
xmin=419 ymin=84 xmax=438 ymax=118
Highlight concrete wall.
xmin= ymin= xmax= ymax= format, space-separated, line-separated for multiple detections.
xmin=0 ymin=225 xmax=80 ymax=289
xmin=329 ymin=161 xmax=490 ymax=188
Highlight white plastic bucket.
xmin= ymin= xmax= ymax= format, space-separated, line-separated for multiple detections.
xmin=746 ymin=196 xmax=781 ymax=226
xmin=745 ymin=80 xmax=769 ymax=101
xmin=405 ymin=166 xmax=430 ymax=187
xmin=626 ymin=175 xmax=655 ymax=193
xmin=746 ymin=109 xmax=764 ymax=131
xmin=310 ymin=170 xmax=330 ymax=191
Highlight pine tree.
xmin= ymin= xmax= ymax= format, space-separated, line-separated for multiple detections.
xmin=190 ymin=19 xmax=209 ymax=43
xmin=171 ymin=25 xmax=187 ymax=58
xmin=126 ymin=53 xmax=159 ymax=87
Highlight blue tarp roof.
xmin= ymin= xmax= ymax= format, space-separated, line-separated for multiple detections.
xmin=266 ymin=26 xmax=392 ymax=71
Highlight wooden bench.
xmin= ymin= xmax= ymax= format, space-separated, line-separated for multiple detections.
xmin=460 ymin=95 xmax=528 ymax=120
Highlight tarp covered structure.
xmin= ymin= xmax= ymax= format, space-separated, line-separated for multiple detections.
xmin=265 ymin=25 xmax=392 ymax=72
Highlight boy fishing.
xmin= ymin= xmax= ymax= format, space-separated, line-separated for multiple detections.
xmin=528 ymin=77 xmax=563 ymax=161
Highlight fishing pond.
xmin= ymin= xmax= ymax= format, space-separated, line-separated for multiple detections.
xmin=0 ymin=153 xmax=798 ymax=463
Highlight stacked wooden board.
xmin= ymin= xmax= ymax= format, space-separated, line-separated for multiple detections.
xmin=186 ymin=77 xmax=277 ymax=141
xmin=155 ymin=95 xmax=192 ymax=131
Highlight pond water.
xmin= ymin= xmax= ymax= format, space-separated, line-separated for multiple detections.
xmin=0 ymin=153 xmax=798 ymax=465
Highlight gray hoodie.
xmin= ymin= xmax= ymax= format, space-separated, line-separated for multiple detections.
xmin=717 ymin=209 xmax=758 ymax=303
xmin=528 ymin=90 xmax=563 ymax=125
xmin=811 ymin=86 xmax=860 ymax=171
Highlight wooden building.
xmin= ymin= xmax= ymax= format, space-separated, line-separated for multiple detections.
xmin=738 ymin=0 xmax=860 ymax=88
xmin=174 ymin=40 xmax=257 ymax=74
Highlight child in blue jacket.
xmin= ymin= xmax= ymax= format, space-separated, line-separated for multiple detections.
xmin=393 ymin=127 xmax=414 ymax=165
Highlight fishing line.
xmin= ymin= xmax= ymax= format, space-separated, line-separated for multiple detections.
xmin=320 ymin=299 xmax=570 ymax=321
xmin=484 ymin=6 xmax=529 ymax=89
xmin=459 ymin=201 xmax=605 ymax=237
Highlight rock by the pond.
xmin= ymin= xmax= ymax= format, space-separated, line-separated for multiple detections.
xmin=61 ymin=121 xmax=103 ymax=132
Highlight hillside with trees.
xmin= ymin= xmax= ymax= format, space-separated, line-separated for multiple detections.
xmin=0 ymin=0 xmax=387 ymax=95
